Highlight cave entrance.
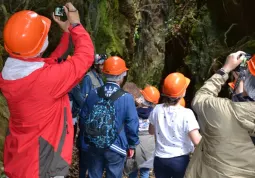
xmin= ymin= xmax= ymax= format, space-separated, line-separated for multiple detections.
xmin=161 ymin=35 xmax=195 ymax=108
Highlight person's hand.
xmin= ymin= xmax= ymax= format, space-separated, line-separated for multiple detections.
xmin=52 ymin=13 xmax=70 ymax=32
xmin=222 ymin=51 xmax=246 ymax=73
xmin=64 ymin=2 xmax=80 ymax=24
xmin=127 ymin=149 xmax=135 ymax=158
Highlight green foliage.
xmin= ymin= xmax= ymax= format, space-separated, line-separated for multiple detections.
xmin=85 ymin=0 xmax=130 ymax=57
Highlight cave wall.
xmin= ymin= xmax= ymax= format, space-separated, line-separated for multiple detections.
xmin=128 ymin=0 xmax=169 ymax=87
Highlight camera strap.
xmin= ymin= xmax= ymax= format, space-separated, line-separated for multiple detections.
xmin=233 ymin=70 xmax=246 ymax=94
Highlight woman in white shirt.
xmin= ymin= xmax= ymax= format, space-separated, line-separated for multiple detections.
xmin=149 ymin=72 xmax=201 ymax=178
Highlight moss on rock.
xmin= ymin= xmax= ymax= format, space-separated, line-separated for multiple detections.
xmin=0 ymin=94 xmax=9 ymax=174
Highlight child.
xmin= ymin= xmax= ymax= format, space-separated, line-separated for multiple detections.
xmin=128 ymin=85 xmax=160 ymax=178
xmin=149 ymin=73 xmax=201 ymax=178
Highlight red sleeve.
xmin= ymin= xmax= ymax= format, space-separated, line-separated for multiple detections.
xmin=49 ymin=32 xmax=71 ymax=58
xmin=41 ymin=25 xmax=94 ymax=98
xmin=43 ymin=32 xmax=71 ymax=64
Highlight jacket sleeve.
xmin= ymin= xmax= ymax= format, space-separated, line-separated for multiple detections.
xmin=81 ymin=75 xmax=92 ymax=98
xmin=191 ymin=73 xmax=229 ymax=115
xmin=124 ymin=94 xmax=140 ymax=148
xmin=79 ymin=97 xmax=89 ymax=127
xmin=42 ymin=25 xmax=94 ymax=98
xmin=72 ymin=85 xmax=84 ymax=108
xmin=49 ymin=32 xmax=72 ymax=59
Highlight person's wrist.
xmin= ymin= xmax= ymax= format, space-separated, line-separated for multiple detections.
xmin=70 ymin=20 xmax=80 ymax=25
xmin=71 ymin=22 xmax=80 ymax=27
xmin=68 ymin=22 xmax=81 ymax=30
xmin=216 ymin=67 xmax=229 ymax=76
xmin=221 ymin=66 xmax=231 ymax=73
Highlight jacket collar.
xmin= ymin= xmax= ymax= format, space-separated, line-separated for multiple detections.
xmin=2 ymin=57 xmax=45 ymax=80
xmin=106 ymin=82 xmax=120 ymax=87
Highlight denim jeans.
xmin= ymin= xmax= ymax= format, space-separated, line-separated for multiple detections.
xmin=154 ymin=155 xmax=189 ymax=178
xmin=88 ymin=148 xmax=126 ymax=178
xmin=129 ymin=168 xmax=150 ymax=178
xmin=79 ymin=150 xmax=89 ymax=178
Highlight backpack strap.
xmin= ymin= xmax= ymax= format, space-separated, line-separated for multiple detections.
xmin=110 ymin=89 xmax=127 ymax=134
xmin=97 ymin=86 xmax=106 ymax=98
xmin=109 ymin=89 xmax=127 ymax=102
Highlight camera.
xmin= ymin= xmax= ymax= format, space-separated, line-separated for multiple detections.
xmin=234 ymin=53 xmax=252 ymax=72
xmin=54 ymin=6 xmax=65 ymax=17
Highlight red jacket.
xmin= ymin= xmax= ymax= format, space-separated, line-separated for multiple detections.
xmin=0 ymin=25 xmax=94 ymax=178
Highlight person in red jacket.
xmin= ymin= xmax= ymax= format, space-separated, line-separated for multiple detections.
xmin=0 ymin=2 xmax=94 ymax=178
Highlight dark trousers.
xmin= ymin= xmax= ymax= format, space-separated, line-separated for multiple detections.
xmin=88 ymin=148 xmax=126 ymax=178
xmin=79 ymin=150 xmax=89 ymax=178
xmin=154 ymin=155 xmax=189 ymax=178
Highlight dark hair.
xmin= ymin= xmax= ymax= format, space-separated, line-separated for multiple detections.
xmin=162 ymin=96 xmax=181 ymax=107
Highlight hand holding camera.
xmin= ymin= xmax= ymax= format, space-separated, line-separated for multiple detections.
xmin=53 ymin=2 xmax=80 ymax=32
xmin=222 ymin=51 xmax=247 ymax=73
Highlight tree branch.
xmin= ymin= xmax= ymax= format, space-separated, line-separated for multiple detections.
xmin=224 ymin=23 xmax=237 ymax=47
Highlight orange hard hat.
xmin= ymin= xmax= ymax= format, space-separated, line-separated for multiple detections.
xmin=162 ymin=72 xmax=190 ymax=98
xmin=179 ymin=98 xmax=186 ymax=107
xmin=140 ymin=85 xmax=160 ymax=104
xmin=102 ymin=56 xmax=129 ymax=75
xmin=247 ymin=55 xmax=255 ymax=76
xmin=3 ymin=10 xmax=51 ymax=58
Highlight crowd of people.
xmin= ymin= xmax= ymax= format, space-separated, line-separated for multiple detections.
xmin=1 ymin=2 xmax=255 ymax=178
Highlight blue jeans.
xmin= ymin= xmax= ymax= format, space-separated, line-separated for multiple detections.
xmin=154 ymin=155 xmax=189 ymax=178
xmin=88 ymin=148 xmax=126 ymax=178
xmin=129 ymin=168 xmax=150 ymax=178
xmin=79 ymin=150 xmax=89 ymax=178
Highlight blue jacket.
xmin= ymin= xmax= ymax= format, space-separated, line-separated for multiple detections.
xmin=68 ymin=85 xmax=84 ymax=118
xmin=81 ymin=69 xmax=104 ymax=97
xmin=79 ymin=82 xmax=140 ymax=156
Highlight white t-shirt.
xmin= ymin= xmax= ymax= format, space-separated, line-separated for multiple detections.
xmin=149 ymin=104 xmax=199 ymax=158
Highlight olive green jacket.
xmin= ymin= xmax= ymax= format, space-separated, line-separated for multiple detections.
xmin=185 ymin=73 xmax=255 ymax=178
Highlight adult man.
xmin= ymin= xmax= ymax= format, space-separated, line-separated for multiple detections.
xmin=81 ymin=54 xmax=107 ymax=98
xmin=77 ymin=54 xmax=106 ymax=178
xmin=0 ymin=2 xmax=94 ymax=178
xmin=185 ymin=51 xmax=255 ymax=178
xmin=79 ymin=56 xmax=139 ymax=178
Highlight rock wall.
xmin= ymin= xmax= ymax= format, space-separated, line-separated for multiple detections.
xmin=128 ymin=0 xmax=169 ymax=87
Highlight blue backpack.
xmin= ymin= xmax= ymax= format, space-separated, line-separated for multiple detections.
xmin=84 ymin=87 xmax=126 ymax=148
